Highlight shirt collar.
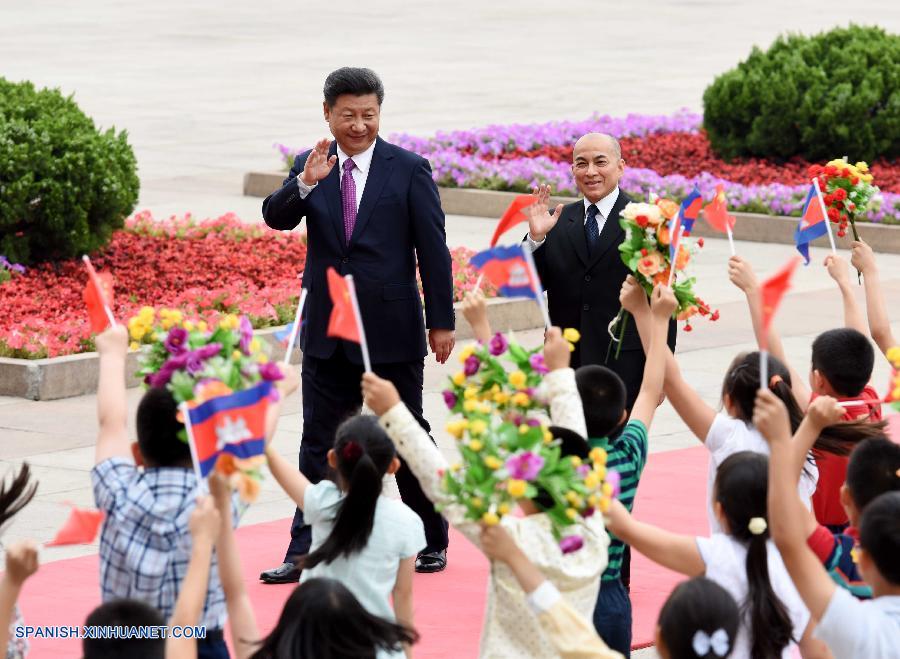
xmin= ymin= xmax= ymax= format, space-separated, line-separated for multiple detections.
xmin=337 ymin=140 xmax=376 ymax=175
xmin=584 ymin=186 xmax=620 ymax=219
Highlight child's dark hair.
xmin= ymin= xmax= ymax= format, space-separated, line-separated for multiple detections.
xmin=136 ymin=387 xmax=191 ymax=467
xmin=575 ymin=365 xmax=627 ymax=438
xmin=83 ymin=599 xmax=165 ymax=659
xmin=0 ymin=463 xmax=37 ymax=532
xmin=714 ymin=451 xmax=793 ymax=658
xmin=721 ymin=351 xmax=884 ymax=459
xmin=533 ymin=426 xmax=589 ymax=511
xmin=811 ymin=328 xmax=874 ymax=397
xmin=846 ymin=438 xmax=900 ymax=510
xmin=303 ymin=416 xmax=396 ymax=570
xmin=858 ymin=491 xmax=900 ymax=585
xmin=250 ymin=578 xmax=418 ymax=659
xmin=658 ymin=577 xmax=740 ymax=659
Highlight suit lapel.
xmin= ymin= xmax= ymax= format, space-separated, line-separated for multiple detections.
xmin=587 ymin=190 xmax=630 ymax=268
xmin=564 ymin=202 xmax=590 ymax=266
xmin=320 ymin=142 xmax=346 ymax=250
xmin=350 ymin=137 xmax=393 ymax=248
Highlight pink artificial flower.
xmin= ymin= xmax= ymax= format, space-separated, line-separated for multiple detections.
xmin=559 ymin=535 xmax=584 ymax=554
xmin=505 ymin=451 xmax=545 ymax=480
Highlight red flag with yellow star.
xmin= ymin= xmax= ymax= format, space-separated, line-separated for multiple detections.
xmin=326 ymin=267 xmax=361 ymax=342
xmin=760 ymin=257 xmax=801 ymax=350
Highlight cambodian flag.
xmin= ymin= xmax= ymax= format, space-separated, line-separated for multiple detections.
xmin=794 ymin=184 xmax=829 ymax=265
xmin=470 ymin=244 xmax=537 ymax=299
xmin=274 ymin=322 xmax=297 ymax=346
xmin=186 ymin=381 xmax=272 ymax=477
xmin=679 ymin=186 xmax=703 ymax=234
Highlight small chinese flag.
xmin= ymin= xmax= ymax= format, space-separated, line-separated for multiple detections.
xmin=759 ymin=257 xmax=801 ymax=350
xmin=45 ymin=506 xmax=105 ymax=546
xmin=83 ymin=271 xmax=115 ymax=333
xmin=326 ymin=267 xmax=360 ymax=342
xmin=703 ymin=184 xmax=737 ymax=233
xmin=490 ymin=195 xmax=536 ymax=247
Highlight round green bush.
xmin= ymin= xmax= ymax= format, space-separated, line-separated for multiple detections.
xmin=703 ymin=25 xmax=900 ymax=163
xmin=0 ymin=78 xmax=139 ymax=264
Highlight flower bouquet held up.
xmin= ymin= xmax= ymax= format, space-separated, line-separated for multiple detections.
xmin=441 ymin=330 xmax=618 ymax=553
xmin=885 ymin=347 xmax=900 ymax=412
xmin=130 ymin=307 xmax=283 ymax=502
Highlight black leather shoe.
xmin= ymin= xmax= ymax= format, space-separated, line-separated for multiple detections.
xmin=415 ymin=550 xmax=447 ymax=573
xmin=259 ymin=562 xmax=302 ymax=584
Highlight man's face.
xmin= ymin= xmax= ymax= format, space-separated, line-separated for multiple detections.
xmin=571 ymin=136 xmax=624 ymax=203
xmin=323 ymin=94 xmax=380 ymax=156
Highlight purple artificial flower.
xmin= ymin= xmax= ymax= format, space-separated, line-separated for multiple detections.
xmin=259 ymin=361 xmax=284 ymax=381
xmin=529 ymin=353 xmax=549 ymax=374
xmin=464 ymin=354 xmax=481 ymax=376
xmin=526 ymin=417 xmax=541 ymax=427
xmin=442 ymin=390 xmax=458 ymax=409
xmin=186 ymin=355 xmax=205 ymax=375
xmin=559 ymin=535 xmax=584 ymax=554
xmin=488 ymin=333 xmax=508 ymax=356
xmin=239 ymin=316 xmax=254 ymax=353
xmin=606 ymin=469 xmax=621 ymax=498
xmin=505 ymin=451 xmax=545 ymax=480
xmin=195 ymin=343 xmax=223 ymax=360
xmin=164 ymin=327 xmax=189 ymax=355
xmin=577 ymin=464 xmax=591 ymax=477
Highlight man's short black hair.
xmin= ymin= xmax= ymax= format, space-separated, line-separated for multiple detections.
xmin=811 ymin=328 xmax=874 ymax=397
xmin=323 ymin=67 xmax=384 ymax=108
xmin=83 ymin=599 xmax=165 ymax=659
xmin=859 ymin=491 xmax=900 ymax=585
xmin=575 ymin=365 xmax=627 ymax=439
xmin=136 ymin=387 xmax=191 ymax=467
xmin=846 ymin=437 xmax=900 ymax=510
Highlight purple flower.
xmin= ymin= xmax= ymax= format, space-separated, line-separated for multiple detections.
xmin=259 ymin=362 xmax=284 ymax=381
xmin=464 ymin=354 xmax=481 ymax=376
xmin=442 ymin=390 xmax=457 ymax=409
xmin=505 ymin=451 xmax=545 ymax=480
xmin=526 ymin=417 xmax=541 ymax=427
xmin=164 ymin=327 xmax=189 ymax=355
xmin=0 ymin=256 xmax=25 ymax=274
xmin=239 ymin=316 xmax=253 ymax=353
xmin=186 ymin=355 xmax=205 ymax=375
xmin=195 ymin=343 xmax=223 ymax=360
xmin=529 ymin=353 xmax=549 ymax=374
xmin=559 ymin=535 xmax=584 ymax=554
xmin=577 ymin=464 xmax=591 ymax=477
xmin=488 ymin=333 xmax=508 ymax=356
xmin=606 ymin=469 xmax=621 ymax=498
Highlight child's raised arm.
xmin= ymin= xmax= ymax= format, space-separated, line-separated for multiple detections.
xmin=264 ymin=366 xmax=300 ymax=443
xmin=851 ymin=239 xmax=897 ymax=356
xmin=629 ymin=285 xmax=677 ymax=430
xmin=824 ymin=254 xmax=867 ymax=335
xmin=95 ymin=326 xmax=132 ymax=464
xmin=264 ymin=445 xmax=312 ymax=510
xmin=461 ymin=289 xmax=492 ymax=344
xmin=604 ymin=498 xmax=705 ymax=577
xmin=166 ymin=495 xmax=220 ymax=659
xmin=209 ymin=474 xmax=259 ymax=659
xmin=0 ymin=540 xmax=39 ymax=656
xmin=542 ymin=327 xmax=587 ymax=439
xmin=753 ymin=390 xmax=838 ymax=621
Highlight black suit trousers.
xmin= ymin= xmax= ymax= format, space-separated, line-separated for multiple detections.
xmin=284 ymin=344 xmax=449 ymax=562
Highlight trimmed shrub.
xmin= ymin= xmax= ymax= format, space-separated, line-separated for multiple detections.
xmin=703 ymin=25 xmax=900 ymax=162
xmin=0 ymin=78 xmax=139 ymax=264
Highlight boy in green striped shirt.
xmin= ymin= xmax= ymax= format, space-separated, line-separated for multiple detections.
xmin=576 ymin=281 xmax=676 ymax=657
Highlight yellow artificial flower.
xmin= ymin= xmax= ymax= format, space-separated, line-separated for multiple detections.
xmin=197 ymin=320 xmax=208 ymax=332
xmin=477 ymin=402 xmax=492 ymax=414
xmin=885 ymin=346 xmax=900 ymax=367
xmin=599 ymin=497 xmax=611 ymax=513
xmin=257 ymin=354 xmax=269 ymax=364
xmin=129 ymin=341 xmax=140 ymax=351
xmin=232 ymin=350 xmax=242 ymax=361
xmin=183 ymin=320 xmax=195 ymax=332
xmin=482 ymin=511 xmax=500 ymax=526
xmin=543 ymin=430 xmax=553 ymax=444
xmin=463 ymin=400 xmax=478 ymax=413
xmin=568 ymin=342 xmax=575 ymax=352
xmin=584 ymin=472 xmax=600 ymax=490
xmin=498 ymin=502 xmax=510 ymax=515
xmin=593 ymin=465 xmax=607 ymax=481
xmin=565 ymin=508 xmax=578 ymax=520
xmin=518 ymin=424 xmax=530 ymax=435
xmin=587 ymin=494 xmax=599 ymax=508
xmin=507 ymin=479 xmax=527 ymax=498
xmin=862 ymin=173 xmax=874 ymax=183
xmin=570 ymin=456 xmax=582 ymax=468
xmin=450 ymin=462 xmax=462 ymax=472
xmin=483 ymin=455 xmax=502 ymax=470
xmin=249 ymin=338 xmax=261 ymax=353
xmin=509 ymin=370 xmax=527 ymax=388
xmin=491 ymin=384 xmax=501 ymax=394
xmin=138 ymin=306 xmax=155 ymax=321
xmin=493 ymin=391 xmax=509 ymax=405
xmin=590 ymin=447 xmax=607 ymax=463
xmin=602 ymin=482 xmax=613 ymax=497
xmin=511 ymin=392 xmax=530 ymax=407
xmin=128 ymin=322 xmax=147 ymax=342
xmin=464 ymin=386 xmax=478 ymax=400
xmin=472 ymin=497 xmax=483 ymax=509
xmin=855 ymin=161 xmax=869 ymax=173
xmin=445 ymin=420 xmax=468 ymax=439
xmin=468 ymin=439 xmax=484 ymax=452
xmin=469 ymin=420 xmax=488 ymax=437
xmin=458 ymin=345 xmax=475 ymax=362
xmin=563 ymin=328 xmax=581 ymax=343
xmin=452 ymin=372 xmax=466 ymax=386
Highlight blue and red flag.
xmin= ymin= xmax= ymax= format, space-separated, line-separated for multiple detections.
xmin=795 ymin=184 xmax=830 ymax=265
xmin=679 ymin=186 xmax=703 ymax=234
xmin=186 ymin=381 xmax=272 ymax=477
xmin=668 ymin=209 xmax=683 ymax=263
xmin=470 ymin=244 xmax=537 ymax=299
xmin=274 ymin=322 xmax=298 ymax=346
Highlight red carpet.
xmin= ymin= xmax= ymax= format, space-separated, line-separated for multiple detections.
xmin=16 ymin=445 xmax=711 ymax=657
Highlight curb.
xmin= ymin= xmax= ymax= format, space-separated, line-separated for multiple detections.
xmin=0 ymin=298 xmax=542 ymax=400
xmin=244 ymin=171 xmax=900 ymax=253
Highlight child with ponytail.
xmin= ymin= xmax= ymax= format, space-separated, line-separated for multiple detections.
xmin=605 ymin=451 xmax=820 ymax=658
xmin=265 ymin=415 xmax=424 ymax=659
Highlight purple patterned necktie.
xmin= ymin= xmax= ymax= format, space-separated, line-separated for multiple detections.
xmin=341 ymin=158 xmax=357 ymax=245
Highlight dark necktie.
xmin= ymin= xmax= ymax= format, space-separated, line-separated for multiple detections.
xmin=341 ymin=158 xmax=357 ymax=245
xmin=585 ymin=204 xmax=601 ymax=256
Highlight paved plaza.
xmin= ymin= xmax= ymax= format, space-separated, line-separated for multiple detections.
xmin=3 ymin=2 xmax=900 ymax=657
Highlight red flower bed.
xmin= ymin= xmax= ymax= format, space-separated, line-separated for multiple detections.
xmin=1 ymin=212 xmax=487 ymax=359
xmin=468 ymin=132 xmax=900 ymax=192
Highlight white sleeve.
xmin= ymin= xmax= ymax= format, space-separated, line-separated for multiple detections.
xmin=813 ymin=587 xmax=872 ymax=658
xmin=524 ymin=234 xmax=546 ymax=252
xmin=543 ymin=368 xmax=588 ymax=439
xmin=705 ymin=414 xmax=738 ymax=456
xmin=296 ymin=176 xmax=317 ymax=198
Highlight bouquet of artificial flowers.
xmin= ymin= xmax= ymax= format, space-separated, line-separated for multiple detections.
xmin=808 ymin=159 xmax=879 ymax=242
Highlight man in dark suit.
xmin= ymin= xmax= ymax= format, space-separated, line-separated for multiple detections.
xmin=260 ymin=67 xmax=455 ymax=582
xmin=525 ymin=133 xmax=676 ymax=410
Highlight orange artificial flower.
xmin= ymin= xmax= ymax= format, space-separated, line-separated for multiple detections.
xmin=656 ymin=223 xmax=671 ymax=246
xmin=235 ymin=474 xmax=261 ymax=503
xmin=656 ymin=199 xmax=679 ymax=221
xmin=653 ymin=269 xmax=671 ymax=287
xmin=675 ymin=245 xmax=691 ymax=270
xmin=215 ymin=453 xmax=238 ymax=475
xmin=636 ymin=251 xmax=664 ymax=277
xmin=677 ymin=305 xmax=698 ymax=321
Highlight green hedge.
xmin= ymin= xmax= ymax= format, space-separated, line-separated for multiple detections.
xmin=0 ymin=78 xmax=139 ymax=264
xmin=703 ymin=25 xmax=900 ymax=162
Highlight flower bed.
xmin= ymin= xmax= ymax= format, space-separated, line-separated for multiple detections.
xmin=276 ymin=111 xmax=900 ymax=223
xmin=0 ymin=213 xmax=488 ymax=359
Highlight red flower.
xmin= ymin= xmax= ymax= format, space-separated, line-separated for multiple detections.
xmin=834 ymin=188 xmax=847 ymax=201
xmin=710 ymin=310 xmax=720 ymax=321
xmin=640 ymin=248 xmax=648 ymax=256
xmin=824 ymin=165 xmax=838 ymax=177
xmin=850 ymin=177 xmax=859 ymax=185
xmin=827 ymin=208 xmax=840 ymax=221
xmin=635 ymin=215 xmax=649 ymax=228
xmin=823 ymin=194 xmax=834 ymax=205
xmin=697 ymin=238 xmax=705 ymax=247
xmin=684 ymin=323 xmax=693 ymax=332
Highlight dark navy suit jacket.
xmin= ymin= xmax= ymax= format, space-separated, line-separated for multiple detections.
xmin=262 ymin=137 xmax=454 ymax=365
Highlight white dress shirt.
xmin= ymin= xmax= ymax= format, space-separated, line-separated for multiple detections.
xmin=526 ymin=186 xmax=620 ymax=252
xmin=294 ymin=140 xmax=377 ymax=212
